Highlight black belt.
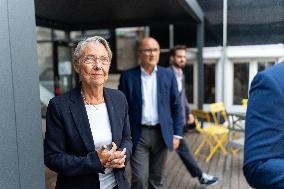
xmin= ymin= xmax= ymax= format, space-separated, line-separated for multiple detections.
xmin=141 ymin=124 xmax=160 ymax=128
xmin=112 ymin=185 xmax=118 ymax=189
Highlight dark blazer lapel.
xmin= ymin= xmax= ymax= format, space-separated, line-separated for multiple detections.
xmin=156 ymin=66 xmax=164 ymax=102
xmin=69 ymin=86 xmax=95 ymax=152
xmin=104 ymin=88 xmax=119 ymax=145
xmin=134 ymin=67 xmax=142 ymax=110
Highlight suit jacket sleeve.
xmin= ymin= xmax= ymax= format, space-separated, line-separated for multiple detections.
xmin=44 ymin=99 xmax=104 ymax=176
xmin=183 ymin=89 xmax=191 ymax=116
xmin=170 ymin=71 xmax=184 ymax=136
xmin=181 ymin=72 xmax=191 ymax=116
xmin=118 ymin=72 xmax=128 ymax=99
xmin=243 ymin=72 xmax=284 ymax=189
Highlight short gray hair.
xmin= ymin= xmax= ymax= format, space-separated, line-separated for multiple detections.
xmin=73 ymin=36 xmax=112 ymax=66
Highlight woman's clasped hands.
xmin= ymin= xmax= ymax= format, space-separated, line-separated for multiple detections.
xmin=97 ymin=142 xmax=126 ymax=168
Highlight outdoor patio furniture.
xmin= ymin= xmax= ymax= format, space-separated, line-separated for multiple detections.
xmin=192 ymin=109 xmax=229 ymax=162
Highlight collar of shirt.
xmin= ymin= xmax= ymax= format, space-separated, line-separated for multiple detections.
xmin=140 ymin=65 xmax=158 ymax=76
xmin=172 ymin=66 xmax=183 ymax=78
xmin=172 ymin=66 xmax=183 ymax=92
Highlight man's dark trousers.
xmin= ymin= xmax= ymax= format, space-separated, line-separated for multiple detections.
xmin=177 ymin=138 xmax=202 ymax=178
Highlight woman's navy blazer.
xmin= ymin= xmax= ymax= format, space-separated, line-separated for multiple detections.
xmin=44 ymin=85 xmax=132 ymax=189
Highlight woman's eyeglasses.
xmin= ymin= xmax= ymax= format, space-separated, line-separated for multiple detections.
xmin=81 ymin=55 xmax=109 ymax=65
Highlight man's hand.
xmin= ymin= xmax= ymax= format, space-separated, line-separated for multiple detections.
xmin=173 ymin=138 xmax=180 ymax=150
xmin=187 ymin=114 xmax=195 ymax=125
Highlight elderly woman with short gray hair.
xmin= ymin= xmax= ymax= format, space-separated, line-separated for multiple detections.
xmin=44 ymin=36 xmax=132 ymax=189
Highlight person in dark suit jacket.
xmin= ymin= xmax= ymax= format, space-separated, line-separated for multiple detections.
xmin=244 ymin=61 xmax=284 ymax=189
xmin=169 ymin=45 xmax=219 ymax=186
xmin=118 ymin=37 xmax=184 ymax=189
xmin=44 ymin=36 xmax=132 ymax=189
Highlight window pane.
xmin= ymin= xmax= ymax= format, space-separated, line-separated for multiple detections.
xmin=258 ymin=61 xmax=275 ymax=72
xmin=115 ymin=27 xmax=145 ymax=70
xmin=233 ymin=63 xmax=249 ymax=105
xmin=184 ymin=64 xmax=194 ymax=103
xmin=36 ymin=27 xmax=51 ymax=41
xmin=37 ymin=43 xmax=54 ymax=93
xmin=53 ymin=29 xmax=66 ymax=41
xmin=204 ymin=64 xmax=216 ymax=103
xmin=37 ymin=42 xmax=53 ymax=118
xmin=70 ymin=31 xmax=83 ymax=41
xmin=84 ymin=29 xmax=111 ymax=39
xmin=58 ymin=46 xmax=72 ymax=94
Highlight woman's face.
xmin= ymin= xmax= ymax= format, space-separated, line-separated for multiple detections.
xmin=75 ymin=42 xmax=110 ymax=88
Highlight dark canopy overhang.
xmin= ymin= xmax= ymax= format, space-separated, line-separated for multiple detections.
xmin=35 ymin=0 xmax=284 ymax=46
xmin=197 ymin=0 xmax=284 ymax=46
xmin=35 ymin=0 xmax=203 ymax=31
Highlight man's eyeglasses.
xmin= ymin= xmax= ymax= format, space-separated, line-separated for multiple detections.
xmin=81 ymin=55 xmax=109 ymax=65
xmin=138 ymin=48 xmax=160 ymax=54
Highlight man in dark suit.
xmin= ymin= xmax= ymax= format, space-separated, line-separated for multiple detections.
xmin=119 ymin=37 xmax=184 ymax=189
xmin=244 ymin=61 xmax=284 ymax=189
xmin=169 ymin=45 xmax=218 ymax=186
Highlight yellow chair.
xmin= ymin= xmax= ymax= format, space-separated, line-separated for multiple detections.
xmin=209 ymin=102 xmax=229 ymax=127
xmin=242 ymin=99 xmax=248 ymax=107
xmin=210 ymin=102 xmax=245 ymax=155
xmin=192 ymin=109 xmax=229 ymax=162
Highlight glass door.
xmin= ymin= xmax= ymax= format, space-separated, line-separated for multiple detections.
xmin=53 ymin=42 xmax=75 ymax=95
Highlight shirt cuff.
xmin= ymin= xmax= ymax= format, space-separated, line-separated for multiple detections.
xmin=173 ymin=135 xmax=183 ymax=139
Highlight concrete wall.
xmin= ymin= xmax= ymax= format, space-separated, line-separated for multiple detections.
xmin=0 ymin=0 xmax=44 ymax=188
